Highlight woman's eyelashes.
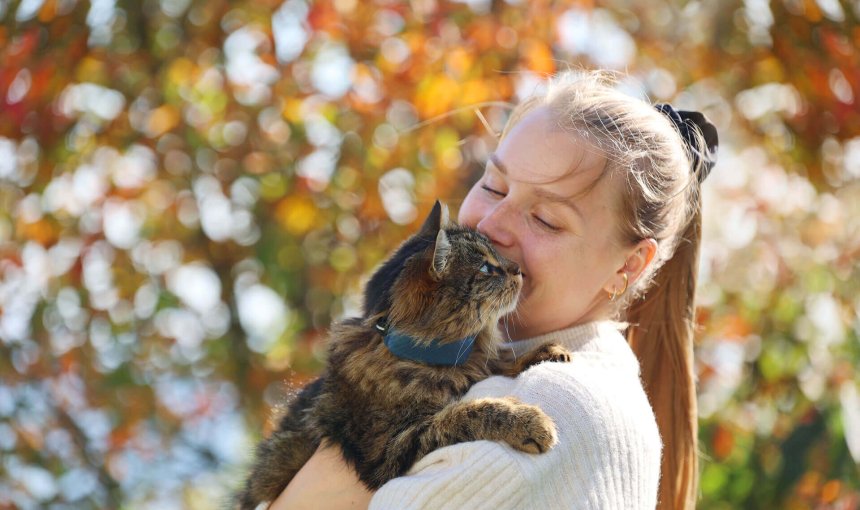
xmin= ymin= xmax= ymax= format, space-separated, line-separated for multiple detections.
xmin=481 ymin=183 xmax=505 ymax=197
xmin=534 ymin=215 xmax=561 ymax=232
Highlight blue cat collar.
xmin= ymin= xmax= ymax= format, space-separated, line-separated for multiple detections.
xmin=379 ymin=321 xmax=476 ymax=367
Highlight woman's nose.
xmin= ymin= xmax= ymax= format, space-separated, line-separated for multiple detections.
xmin=476 ymin=203 xmax=516 ymax=248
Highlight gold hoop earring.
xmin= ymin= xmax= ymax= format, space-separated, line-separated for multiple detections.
xmin=608 ymin=273 xmax=629 ymax=302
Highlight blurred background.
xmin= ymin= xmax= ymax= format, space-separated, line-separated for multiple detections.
xmin=0 ymin=0 xmax=858 ymax=508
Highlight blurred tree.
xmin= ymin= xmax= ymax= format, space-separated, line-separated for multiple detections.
xmin=0 ymin=0 xmax=857 ymax=508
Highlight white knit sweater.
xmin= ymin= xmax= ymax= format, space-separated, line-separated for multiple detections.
xmin=369 ymin=321 xmax=662 ymax=510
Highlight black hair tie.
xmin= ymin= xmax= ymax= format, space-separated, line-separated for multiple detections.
xmin=654 ymin=103 xmax=719 ymax=184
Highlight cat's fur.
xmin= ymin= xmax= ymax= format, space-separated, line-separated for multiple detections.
xmin=234 ymin=201 xmax=570 ymax=509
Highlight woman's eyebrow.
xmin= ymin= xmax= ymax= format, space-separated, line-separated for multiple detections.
xmin=533 ymin=188 xmax=584 ymax=220
xmin=488 ymin=153 xmax=508 ymax=175
xmin=488 ymin=152 xmax=584 ymax=220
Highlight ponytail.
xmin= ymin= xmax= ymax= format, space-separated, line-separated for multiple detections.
xmin=626 ymin=202 xmax=702 ymax=510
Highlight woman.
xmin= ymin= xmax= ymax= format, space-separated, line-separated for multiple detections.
xmin=270 ymin=70 xmax=718 ymax=509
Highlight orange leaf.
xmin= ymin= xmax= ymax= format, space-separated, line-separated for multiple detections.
xmin=521 ymin=39 xmax=555 ymax=75
xmin=146 ymin=105 xmax=180 ymax=137
xmin=445 ymin=47 xmax=474 ymax=80
xmin=716 ymin=314 xmax=753 ymax=341
xmin=711 ymin=424 xmax=734 ymax=460
xmin=16 ymin=218 xmax=58 ymax=246
xmin=456 ymin=79 xmax=491 ymax=107
xmin=466 ymin=19 xmax=497 ymax=51
xmin=38 ymin=0 xmax=57 ymax=22
xmin=821 ymin=480 xmax=841 ymax=503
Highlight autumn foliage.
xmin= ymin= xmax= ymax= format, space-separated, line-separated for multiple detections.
xmin=0 ymin=0 xmax=858 ymax=508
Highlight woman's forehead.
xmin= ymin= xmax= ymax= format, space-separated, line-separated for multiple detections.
xmin=493 ymin=106 xmax=607 ymax=193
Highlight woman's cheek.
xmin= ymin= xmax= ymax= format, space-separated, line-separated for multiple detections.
xmin=516 ymin=238 xmax=535 ymax=286
xmin=520 ymin=234 xmax=556 ymax=293
xmin=457 ymin=189 xmax=487 ymax=227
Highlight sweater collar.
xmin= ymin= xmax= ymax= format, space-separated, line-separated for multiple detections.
xmin=500 ymin=321 xmax=628 ymax=358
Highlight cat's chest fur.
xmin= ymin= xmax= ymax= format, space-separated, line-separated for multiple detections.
xmin=322 ymin=319 xmax=499 ymax=411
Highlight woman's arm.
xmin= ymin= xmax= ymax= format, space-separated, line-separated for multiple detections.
xmin=369 ymin=441 xmax=526 ymax=510
xmin=268 ymin=444 xmax=374 ymax=510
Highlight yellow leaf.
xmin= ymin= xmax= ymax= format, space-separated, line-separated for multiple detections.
xmin=275 ymin=195 xmax=318 ymax=235
xmin=415 ymin=74 xmax=459 ymax=118
xmin=168 ymin=58 xmax=196 ymax=86
xmin=282 ymin=97 xmax=304 ymax=124
xmin=457 ymin=79 xmax=490 ymax=107
xmin=75 ymin=56 xmax=106 ymax=84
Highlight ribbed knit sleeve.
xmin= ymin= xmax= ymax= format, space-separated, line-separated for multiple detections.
xmin=369 ymin=321 xmax=662 ymax=510
xmin=369 ymin=441 xmax=528 ymax=509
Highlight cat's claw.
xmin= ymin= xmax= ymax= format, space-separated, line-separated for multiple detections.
xmin=517 ymin=343 xmax=573 ymax=371
xmin=505 ymin=403 xmax=558 ymax=454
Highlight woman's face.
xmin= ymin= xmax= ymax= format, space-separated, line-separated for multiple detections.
xmin=458 ymin=106 xmax=632 ymax=339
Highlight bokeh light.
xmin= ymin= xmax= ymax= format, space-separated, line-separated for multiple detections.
xmin=1 ymin=0 xmax=858 ymax=508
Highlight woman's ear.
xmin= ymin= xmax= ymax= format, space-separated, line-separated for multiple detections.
xmin=603 ymin=238 xmax=657 ymax=296
xmin=624 ymin=238 xmax=658 ymax=284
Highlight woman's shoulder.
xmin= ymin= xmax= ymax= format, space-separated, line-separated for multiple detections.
xmin=466 ymin=347 xmax=659 ymax=451
xmin=447 ymin=360 xmax=661 ymax=508
xmin=466 ymin=322 xmax=661 ymax=455
xmin=519 ymin=357 xmax=656 ymax=431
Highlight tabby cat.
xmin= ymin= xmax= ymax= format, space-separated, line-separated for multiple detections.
xmin=235 ymin=201 xmax=570 ymax=509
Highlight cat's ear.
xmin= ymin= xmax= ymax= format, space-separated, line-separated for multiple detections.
xmin=430 ymin=228 xmax=451 ymax=279
xmin=418 ymin=200 xmax=450 ymax=239
xmin=439 ymin=201 xmax=450 ymax=227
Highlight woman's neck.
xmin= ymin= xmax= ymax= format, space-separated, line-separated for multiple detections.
xmin=499 ymin=310 xmax=611 ymax=342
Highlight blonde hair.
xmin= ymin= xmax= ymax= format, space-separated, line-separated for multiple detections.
xmin=502 ymin=71 xmax=705 ymax=509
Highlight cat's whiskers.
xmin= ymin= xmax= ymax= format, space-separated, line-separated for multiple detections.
xmin=501 ymin=314 xmax=517 ymax=362
xmin=501 ymin=314 xmax=512 ymax=340
xmin=513 ymin=303 xmax=525 ymax=324
xmin=454 ymin=335 xmax=473 ymax=366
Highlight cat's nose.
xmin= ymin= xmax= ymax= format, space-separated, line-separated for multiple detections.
xmin=510 ymin=263 xmax=521 ymax=276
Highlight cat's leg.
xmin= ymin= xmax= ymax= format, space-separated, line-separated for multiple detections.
xmin=359 ymin=396 xmax=557 ymax=488
xmin=515 ymin=342 xmax=572 ymax=370
xmin=492 ymin=342 xmax=572 ymax=377
xmin=421 ymin=396 xmax=558 ymax=454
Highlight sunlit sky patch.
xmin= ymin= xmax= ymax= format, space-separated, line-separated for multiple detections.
xmin=557 ymin=8 xmax=636 ymax=70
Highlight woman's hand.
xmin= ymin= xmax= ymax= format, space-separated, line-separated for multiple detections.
xmin=268 ymin=444 xmax=375 ymax=510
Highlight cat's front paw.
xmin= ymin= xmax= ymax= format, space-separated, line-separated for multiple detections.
xmin=505 ymin=402 xmax=558 ymax=454
xmin=517 ymin=342 xmax=572 ymax=372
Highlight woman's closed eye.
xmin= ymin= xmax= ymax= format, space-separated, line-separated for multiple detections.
xmin=534 ymin=215 xmax=561 ymax=232
xmin=481 ymin=184 xmax=505 ymax=197
xmin=482 ymin=182 xmax=563 ymax=232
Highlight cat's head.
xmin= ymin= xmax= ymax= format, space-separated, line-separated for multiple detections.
xmin=364 ymin=201 xmax=522 ymax=343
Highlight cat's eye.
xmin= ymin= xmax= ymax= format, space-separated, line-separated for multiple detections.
xmin=479 ymin=262 xmax=500 ymax=275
